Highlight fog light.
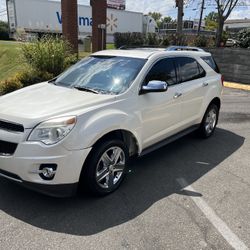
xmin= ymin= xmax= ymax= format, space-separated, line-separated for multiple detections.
xmin=39 ymin=164 xmax=57 ymax=180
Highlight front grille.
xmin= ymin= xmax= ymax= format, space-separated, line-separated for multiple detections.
xmin=0 ymin=140 xmax=18 ymax=155
xmin=0 ymin=120 xmax=24 ymax=133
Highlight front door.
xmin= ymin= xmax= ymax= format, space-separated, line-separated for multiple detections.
xmin=138 ymin=58 xmax=183 ymax=149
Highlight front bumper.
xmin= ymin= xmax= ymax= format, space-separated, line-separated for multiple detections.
xmin=0 ymin=168 xmax=78 ymax=197
xmin=0 ymin=138 xmax=92 ymax=197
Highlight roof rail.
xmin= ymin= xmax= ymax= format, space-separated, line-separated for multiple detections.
xmin=119 ymin=45 xmax=166 ymax=50
xmin=165 ymin=46 xmax=205 ymax=52
xmin=118 ymin=45 xmax=205 ymax=52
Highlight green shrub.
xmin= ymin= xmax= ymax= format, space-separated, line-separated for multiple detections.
xmin=221 ymin=31 xmax=229 ymax=45
xmin=194 ymin=35 xmax=208 ymax=47
xmin=147 ymin=33 xmax=159 ymax=46
xmin=114 ymin=32 xmax=126 ymax=48
xmin=168 ymin=34 xmax=188 ymax=46
xmin=0 ymin=36 xmax=79 ymax=95
xmin=130 ymin=32 xmax=145 ymax=46
xmin=0 ymin=69 xmax=54 ymax=95
xmin=64 ymin=54 xmax=79 ymax=68
xmin=21 ymin=35 xmax=77 ymax=76
xmin=238 ymin=29 xmax=250 ymax=48
xmin=187 ymin=35 xmax=216 ymax=48
xmin=114 ymin=32 xmax=145 ymax=48
xmin=0 ymin=78 xmax=23 ymax=95
xmin=0 ymin=21 xmax=9 ymax=40
xmin=15 ymin=69 xmax=54 ymax=87
xmin=161 ymin=36 xmax=170 ymax=46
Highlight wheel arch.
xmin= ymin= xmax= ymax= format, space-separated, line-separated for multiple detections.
xmin=78 ymin=129 xmax=140 ymax=187
xmin=90 ymin=129 xmax=140 ymax=157
xmin=209 ymin=97 xmax=221 ymax=110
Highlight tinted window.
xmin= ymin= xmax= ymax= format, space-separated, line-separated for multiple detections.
xmin=198 ymin=63 xmax=206 ymax=77
xmin=176 ymin=57 xmax=206 ymax=83
xmin=145 ymin=58 xmax=177 ymax=86
xmin=201 ymin=56 xmax=220 ymax=73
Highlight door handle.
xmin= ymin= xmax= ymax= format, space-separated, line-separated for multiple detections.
xmin=173 ymin=93 xmax=182 ymax=99
xmin=203 ymin=82 xmax=209 ymax=87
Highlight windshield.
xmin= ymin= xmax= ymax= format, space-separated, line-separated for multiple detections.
xmin=55 ymin=56 xmax=146 ymax=94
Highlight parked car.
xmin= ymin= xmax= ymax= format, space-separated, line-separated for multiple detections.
xmin=225 ymin=38 xmax=239 ymax=47
xmin=0 ymin=48 xmax=223 ymax=197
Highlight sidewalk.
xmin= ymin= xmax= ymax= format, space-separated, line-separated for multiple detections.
xmin=224 ymin=81 xmax=250 ymax=91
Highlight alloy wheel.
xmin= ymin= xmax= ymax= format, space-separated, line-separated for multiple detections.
xmin=95 ymin=146 xmax=126 ymax=189
xmin=205 ymin=109 xmax=217 ymax=134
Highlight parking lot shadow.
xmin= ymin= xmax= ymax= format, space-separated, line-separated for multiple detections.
xmin=0 ymin=128 xmax=244 ymax=236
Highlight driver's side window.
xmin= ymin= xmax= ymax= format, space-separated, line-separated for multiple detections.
xmin=145 ymin=58 xmax=177 ymax=86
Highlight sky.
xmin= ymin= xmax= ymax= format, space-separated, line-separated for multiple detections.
xmin=0 ymin=0 xmax=250 ymax=22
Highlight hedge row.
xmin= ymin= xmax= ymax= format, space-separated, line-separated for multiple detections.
xmin=114 ymin=32 xmax=215 ymax=49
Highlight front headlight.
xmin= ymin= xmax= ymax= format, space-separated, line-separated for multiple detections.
xmin=28 ymin=116 xmax=76 ymax=145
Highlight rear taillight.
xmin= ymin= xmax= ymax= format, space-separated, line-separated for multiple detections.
xmin=221 ymin=75 xmax=224 ymax=86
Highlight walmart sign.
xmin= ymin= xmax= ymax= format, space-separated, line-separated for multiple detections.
xmin=56 ymin=12 xmax=93 ymax=26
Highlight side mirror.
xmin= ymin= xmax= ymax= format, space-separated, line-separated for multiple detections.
xmin=140 ymin=80 xmax=168 ymax=95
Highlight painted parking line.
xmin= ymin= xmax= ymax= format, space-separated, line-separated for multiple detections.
xmin=224 ymin=82 xmax=250 ymax=91
xmin=177 ymin=178 xmax=248 ymax=250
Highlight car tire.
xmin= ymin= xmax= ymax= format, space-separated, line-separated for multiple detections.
xmin=81 ymin=140 xmax=129 ymax=196
xmin=199 ymin=104 xmax=219 ymax=138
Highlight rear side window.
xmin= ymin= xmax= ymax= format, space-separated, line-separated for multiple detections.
xmin=175 ymin=57 xmax=206 ymax=83
xmin=145 ymin=58 xmax=177 ymax=86
xmin=201 ymin=56 xmax=220 ymax=73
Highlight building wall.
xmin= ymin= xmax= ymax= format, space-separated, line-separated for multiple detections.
xmin=207 ymin=48 xmax=250 ymax=84
xmin=224 ymin=22 xmax=250 ymax=30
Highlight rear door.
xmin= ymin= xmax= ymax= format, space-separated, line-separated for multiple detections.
xmin=175 ymin=56 xmax=207 ymax=127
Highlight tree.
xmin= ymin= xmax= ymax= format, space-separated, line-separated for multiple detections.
xmin=215 ymin=0 xmax=239 ymax=47
xmin=162 ymin=16 xmax=173 ymax=24
xmin=0 ymin=21 xmax=9 ymax=40
xmin=148 ymin=13 xmax=173 ymax=29
xmin=205 ymin=11 xmax=218 ymax=22
xmin=161 ymin=16 xmax=173 ymax=28
xmin=148 ymin=12 xmax=162 ymax=22
xmin=205 ymin=11 xmax=218 ymax=31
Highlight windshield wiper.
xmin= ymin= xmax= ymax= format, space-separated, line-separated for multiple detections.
xmin=74 ymin=86 xmax=99 ymax=94
xmin=48 ymin=78 xmax=57 ymax=84
xmin=48 ymin=78 xmax=65 ymax=86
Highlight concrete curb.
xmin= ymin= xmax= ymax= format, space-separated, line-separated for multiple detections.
xmin=224 ymin=82 xmax=250 ymax=91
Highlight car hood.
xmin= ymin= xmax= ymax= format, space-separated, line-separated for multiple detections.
xmin=0 ymin=82 xmax=116 ymax=128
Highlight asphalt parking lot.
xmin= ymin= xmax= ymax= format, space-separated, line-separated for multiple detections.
xmin=0 ymin=87 xmax=250 ymax=250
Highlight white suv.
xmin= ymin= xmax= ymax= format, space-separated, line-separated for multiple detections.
xmin=0 ymin=48 xmax=223 ymax=197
